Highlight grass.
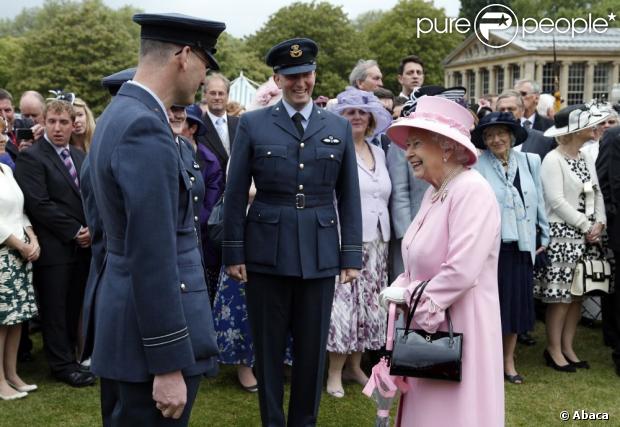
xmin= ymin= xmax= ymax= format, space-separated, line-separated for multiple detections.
xmin=1 ymin=321 xmax=618 ymax=427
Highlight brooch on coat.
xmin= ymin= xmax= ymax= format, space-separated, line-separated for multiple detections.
xmin=321 ymin=135 xmax=340 ymax=145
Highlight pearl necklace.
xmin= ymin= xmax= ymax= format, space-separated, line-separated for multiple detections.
xmin=431 ymin=166 xmax=463 ymax=203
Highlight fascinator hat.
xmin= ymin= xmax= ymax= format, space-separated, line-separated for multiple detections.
xmin=544 ymin=102 xmax=610 ymax=138
xmin=329 ymin=87 xmax=392 ymax=138
xmin=387 ymin=96 xmax=478 ymax=167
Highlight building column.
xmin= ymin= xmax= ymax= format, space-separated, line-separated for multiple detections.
xmin=584 ymin=61 xmax=596 ymax=102
xmin=612 ymin=62 xmax=620 ymax=84
xmin=524 ymin=61 xmax=535 ymax=81
xmin=560 ymin=61 xmax=571 ymax=106
xmin=474 ymin=67 xmax=481 ymax=100
xmin=445 ymin=71 xmax=453 ymax=87
xmin=488 ymin=66 xmax=496 ymax=95
xmin=502 ymin=64 xmax=510 ymax=93
xmin=535 ymin=61 xmax=544 ymax=86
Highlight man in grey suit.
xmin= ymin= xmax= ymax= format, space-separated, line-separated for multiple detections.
xmin=199 ymin=73 xmax=239 ymax=173
xmin=496 ymin=90 xmax=556 ymax=161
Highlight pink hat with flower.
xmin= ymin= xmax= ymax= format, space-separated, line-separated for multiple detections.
xmin=386 ymin=96 xmax=478 ymax=166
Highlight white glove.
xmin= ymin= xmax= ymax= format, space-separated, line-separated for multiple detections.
xmin=379 ymin=287 xmax=407 ymax=310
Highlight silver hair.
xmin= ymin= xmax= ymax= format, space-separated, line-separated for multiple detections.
xmin=204 ymin=73 xmax=231 ymax=94
xmin=497 ymin=90 xmax=524 ymax=111
xmin=432 ymin=133 xmax=471 ymax=165
xmin=537 ymin=94 xmax=555 ymax=118
xmin=515 ymin=79 xmax=541 ymax=94
xmin=349 ymin=59 xmax=379 ymax=88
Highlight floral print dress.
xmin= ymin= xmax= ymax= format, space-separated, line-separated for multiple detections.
xmin=534 ymin=155 xmax=608 ymax=303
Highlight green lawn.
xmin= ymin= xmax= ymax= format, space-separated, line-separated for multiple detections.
xmin=1 ymin=322 xmax=618 ymax=426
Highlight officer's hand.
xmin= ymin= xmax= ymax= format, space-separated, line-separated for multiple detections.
xmin=226 ymin=264 xmax=247 ymax=283
xmin=76 ymin=226 xmax=91 ymax=248
xmin=339 ymin=268 xmax=359 ymax=284
xmin=153 ymin=370 xmax=187 ymax=419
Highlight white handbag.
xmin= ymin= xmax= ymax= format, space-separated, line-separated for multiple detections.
xmin=570 ymin=258 xmax=611 ymax=296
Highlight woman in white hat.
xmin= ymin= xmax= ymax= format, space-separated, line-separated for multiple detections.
xmin=379 ymin=96 xmax=504 ymax=427
xmin=535 ymin=103 xmax=609 ymax=372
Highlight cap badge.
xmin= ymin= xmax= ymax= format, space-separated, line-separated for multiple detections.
xmin=290 ymin=44 xmax=303 ymax=58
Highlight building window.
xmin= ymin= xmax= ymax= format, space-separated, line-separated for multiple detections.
xmin=511 ymin=64 xmax=520 ymax=87
xmin=467 ymin=70 xmax=475 ymax=105
xmin=542 ymin=63 xmax=556 ymax=94
xmin=593 ymin=63 xmax=611 ymax=102
xmin=496 ymin=67 xmax=504 ymax=94
xmin=481 ymin=69 xmax=489 ymax=96
xmin=567 ymin=62 xmax=585 ymax=105
xmin=454 ymin=72 xmax=462 ymax=87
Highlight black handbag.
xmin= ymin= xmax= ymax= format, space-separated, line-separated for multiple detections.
xmin=389 ymin=281 xmax=463 ymax=382
xmin=206 ymin=196 xmax=224 ymax=249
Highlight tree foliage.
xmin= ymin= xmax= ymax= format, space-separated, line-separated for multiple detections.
xmin=365 ymin=0 xmax=464 ymax=94
xmin=459 ymin=0 xmax=512 ymax=26
xmin=215 ymin=33 xmax=272 ymax=85
xmin=3 ymin=0 xmax=141 ymax=115
xmin=246 ymin=1 xmax=369 ymax=97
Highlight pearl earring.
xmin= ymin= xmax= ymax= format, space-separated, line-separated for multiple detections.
xmin=443 ymin=157 xmax=447 ymax=163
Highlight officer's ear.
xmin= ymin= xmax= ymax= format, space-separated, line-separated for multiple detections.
xmin=273 ymin=73 xmax=283 ymax=89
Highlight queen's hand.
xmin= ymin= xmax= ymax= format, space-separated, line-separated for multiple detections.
xmin=379 ymin=286 xmax=407 ymax=310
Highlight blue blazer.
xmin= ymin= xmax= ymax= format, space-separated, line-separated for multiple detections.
xmin=81 ymin=83 xmax=218 ymax=382
xmin=222 ymin=101 xmax=363 ymax=278
xmin=475 ymin=150 xmax=550 ymax=264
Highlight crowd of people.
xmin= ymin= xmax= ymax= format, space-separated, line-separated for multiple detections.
xmin=0 ymin=11 xmax=619 ymax=427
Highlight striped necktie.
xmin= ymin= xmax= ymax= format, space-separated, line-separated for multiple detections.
xmin=60 ymin=148 xmax=79 ymax=188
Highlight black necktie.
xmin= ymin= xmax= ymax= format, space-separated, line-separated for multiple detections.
xmin=292 ymin=112 xmax=304 ymax=138
xmin=523 ymin=120 xmax=532 ymax=130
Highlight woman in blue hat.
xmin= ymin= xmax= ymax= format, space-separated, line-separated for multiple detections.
xmin=472 ymin=111 xmax=549 ymax=383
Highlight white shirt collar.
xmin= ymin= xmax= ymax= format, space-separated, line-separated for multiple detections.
xmin=206 ymin=110 xmax=227 ymax=127
xmin=521 ymin=113 xmax=536 ymax=126
xmin=127 ymin=80 xmax=168 ymax=122
xmin=44 ymin=134 xmax=69 ymax=154
xmin=281 ymin=99 xmax=313 ymax=122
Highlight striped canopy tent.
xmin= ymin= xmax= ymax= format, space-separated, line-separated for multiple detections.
xmin=229 ymin=71 xmax=259 ymax=108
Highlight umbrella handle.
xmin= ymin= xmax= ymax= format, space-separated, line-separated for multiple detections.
xmin=386 ymin=303 xmax=397 ymax=351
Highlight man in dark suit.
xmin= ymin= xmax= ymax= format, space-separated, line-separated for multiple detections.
xmin=223 ymin=38 xmax=362 ymax=427
xmin=199 ymin=73 xmax=239 ymax=173
xmin=82 ymin=13 xmax=225 ymax=426
xmin=600 ymin=126 xmax=620 ymax=376
xmin=497 ymin=90 xmax=556 ymax=161
xmin=514 ymin=79 xmax=554 ymax=132
xmin=14 ymin=100 xmax=95 ymax=387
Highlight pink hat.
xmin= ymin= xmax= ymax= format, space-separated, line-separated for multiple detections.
xmin=386 ymin=96 xmax=478 ymax=167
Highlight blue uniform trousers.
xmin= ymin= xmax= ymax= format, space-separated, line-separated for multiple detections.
xmin=246 ymin=272 xmax=335 ymax=427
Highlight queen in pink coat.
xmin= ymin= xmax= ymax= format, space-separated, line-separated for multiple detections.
xmin=379 ymin=96 xmax=504 ymax=427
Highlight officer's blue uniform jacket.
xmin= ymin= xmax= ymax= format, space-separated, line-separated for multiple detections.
xmin=82 ymin=83 xmax=218 ymax=381
xmin=222 ymin=101 xmax=363 ymax=277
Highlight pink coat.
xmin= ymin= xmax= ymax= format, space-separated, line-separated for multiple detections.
xmin=392 ymin=169 xmax=504 ymax=427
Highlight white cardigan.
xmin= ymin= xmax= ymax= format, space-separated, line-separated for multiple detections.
xmin=0 ymin=163 xmax=31 ymax=247
xmin=540 ymin=148 xmax=605 ymax=233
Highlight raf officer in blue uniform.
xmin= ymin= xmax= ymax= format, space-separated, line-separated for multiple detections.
xmin=223 ymin=38 xmax=363 ymax=427
xmin=82 ymin=13 xmax=225 ymax=426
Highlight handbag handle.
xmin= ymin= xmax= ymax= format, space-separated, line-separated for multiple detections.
xmin=404 ymin=280 xmax=455 ymax=343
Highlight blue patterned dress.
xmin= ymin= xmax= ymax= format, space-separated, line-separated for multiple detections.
xmin=213 ymin=267 xmax=292 ymax=366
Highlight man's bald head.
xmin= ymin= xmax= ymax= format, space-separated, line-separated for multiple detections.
xmin=20 ymin=91 xmax=46 ymax=125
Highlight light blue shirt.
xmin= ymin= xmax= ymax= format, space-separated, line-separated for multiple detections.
xmin=281 ymin=99 xmax=313 ymax=130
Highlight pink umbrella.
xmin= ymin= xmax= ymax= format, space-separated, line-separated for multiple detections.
xmin=363 ymin=304 xmax=409 ymax=426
